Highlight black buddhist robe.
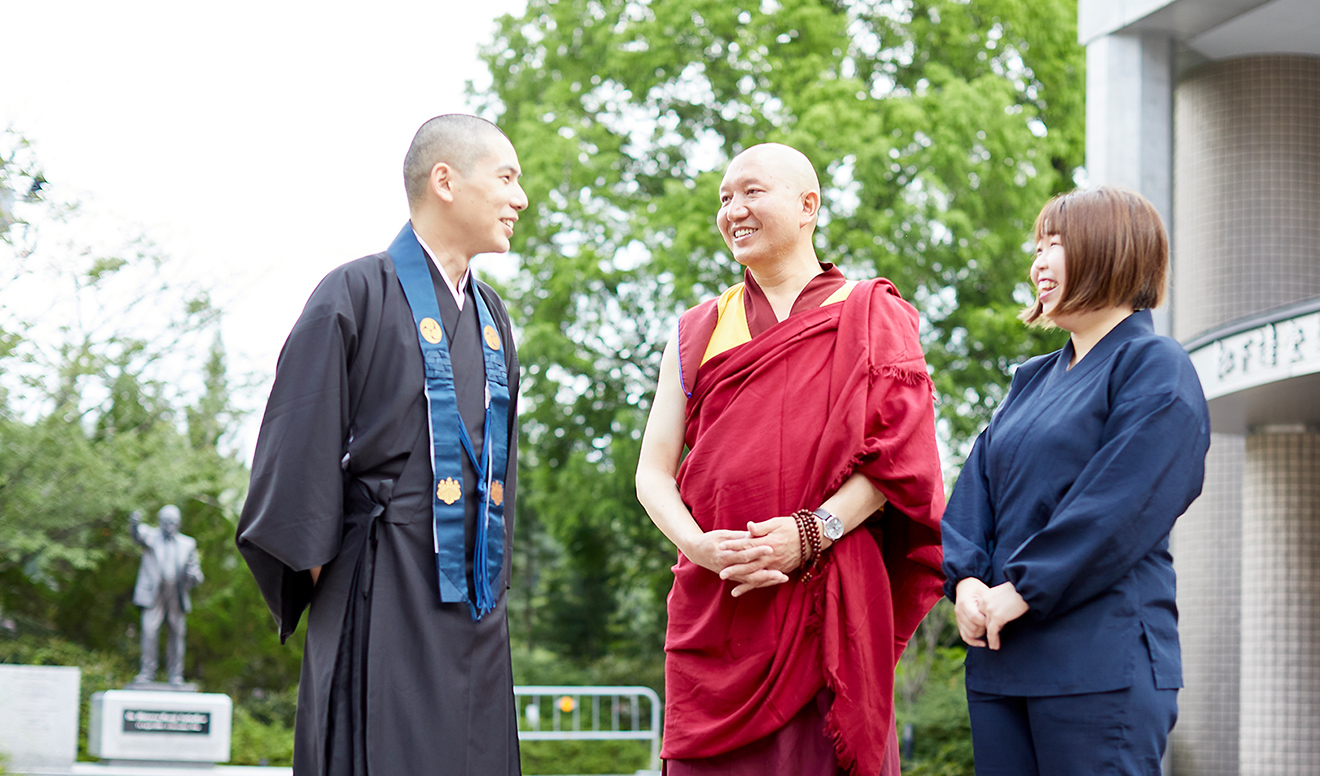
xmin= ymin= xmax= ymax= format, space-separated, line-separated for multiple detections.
xmin=237 ymin=247 xmax=520 ymax=776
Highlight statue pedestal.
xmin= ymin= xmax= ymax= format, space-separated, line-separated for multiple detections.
xmin=124 ymin=679 xmax=200 ymax=693
xmin=88 ymin=690 xmax=231 ymax=765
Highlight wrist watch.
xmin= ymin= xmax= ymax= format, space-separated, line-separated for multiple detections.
xmin=813 ymin=507 xmax=845 ymax=541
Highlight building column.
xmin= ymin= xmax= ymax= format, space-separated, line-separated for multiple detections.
xmin=1240 ymin=430 xmax=1320 ymax=775
xmin=1169 ymin=434 xmax=1243 ymax=776
xmin=1085 ymin=30 xmax=1174 ymax=334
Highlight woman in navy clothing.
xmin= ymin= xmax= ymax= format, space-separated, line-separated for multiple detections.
xmin=943 ymin=186 xmax=1210 ymax=775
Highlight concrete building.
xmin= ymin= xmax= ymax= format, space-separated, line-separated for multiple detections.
xmin=1079 ymin=1 xmax=1320 ymax=774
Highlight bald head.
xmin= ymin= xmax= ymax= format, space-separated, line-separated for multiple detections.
xmin=727 ymin=143 xmax=820 ymax=199
xmin=717 ymin=143 xmax=823 ymax=270
xmin=403 ymin=114 xmax=508 ymax=207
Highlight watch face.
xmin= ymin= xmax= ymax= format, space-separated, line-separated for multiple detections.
xmin=823 ymin=516 xmax=845 ymax=541
xmin=814 ymin=508 xmax=845 ymax=541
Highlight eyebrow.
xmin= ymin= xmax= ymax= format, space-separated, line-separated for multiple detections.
xmin=495 ymin=164 xmax=521 ymax=178
xmin=719 ymin=175 xmax=768 ymax=193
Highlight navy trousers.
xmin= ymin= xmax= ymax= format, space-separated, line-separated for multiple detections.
xmin=966 ymin=662 xmax=1177 ymax=776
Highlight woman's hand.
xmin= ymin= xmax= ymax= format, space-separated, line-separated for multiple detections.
xmin=980 ymin=581 xmax=1029 ymax=650
xmin=954 ymin=577 xmax=990 ymax=647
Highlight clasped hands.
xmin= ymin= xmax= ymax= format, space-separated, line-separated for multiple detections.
xmin=955 ymin=577 xmax=1029 ymax=650
xmin=687 ymin=516 xmax=816 ymax=598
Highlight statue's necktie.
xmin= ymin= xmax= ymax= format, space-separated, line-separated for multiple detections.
xmin=161 ymin=539 xmax=177 ymax=585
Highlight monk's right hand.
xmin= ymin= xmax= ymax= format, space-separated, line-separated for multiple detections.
xmin=954 ymin=577 xmax=990 ymax=647
xmin=685 ymin=529 xmax=772 ymax=579
xmin=715 ymin=517 xmax=800 ymax=597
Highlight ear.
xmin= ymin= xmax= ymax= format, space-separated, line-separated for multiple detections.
xmin=430 ymin=162 xmax=457 ymax=204
xmin=800 ymin=190 xmax=820 ymax=227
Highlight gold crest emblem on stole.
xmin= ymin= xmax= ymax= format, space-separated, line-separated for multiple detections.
xmin=419 ymin=317 xmax=443 ymax=344
xmin=436 ymin=477 xmax=462 ymax=505
xmin=483 ymin=325 xmax=501 ymax=350
xmin=490 ymin=480 xmax=504 ymax=506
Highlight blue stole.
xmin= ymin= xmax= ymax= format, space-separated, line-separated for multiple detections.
xmin=388 ymin=223 xmax=510 ymax=620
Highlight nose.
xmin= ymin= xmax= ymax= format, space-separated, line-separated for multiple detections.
xmin=723 ymin=195 xmax=749 ymax=221
xmin=1030 ymin=247 xmax=1047 ymax=276
xmin=512 ymin=182 xmax=528 ymax=212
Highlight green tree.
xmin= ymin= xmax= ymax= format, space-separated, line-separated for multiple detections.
xmin=0 ymin=220 xmax=224 ymax=629
xmin=0 ymin=129 xmax=300 ymax=705
xmin=474 ymin=0 xmax=1080 ymax=664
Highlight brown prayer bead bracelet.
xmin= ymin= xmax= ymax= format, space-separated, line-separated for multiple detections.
xmin=792 ymin=508 xmax=823 ymax=581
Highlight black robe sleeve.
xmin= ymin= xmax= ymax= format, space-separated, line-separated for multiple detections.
xmin=237 ymin=263 xmax=365 ymax=642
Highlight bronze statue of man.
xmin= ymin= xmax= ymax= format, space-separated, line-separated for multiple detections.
xmin=129 ymin=505 xmax=203 ymax=685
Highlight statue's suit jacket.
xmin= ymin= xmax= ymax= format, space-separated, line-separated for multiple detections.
xmin=131 ymin=525 xmax=202 ymax=613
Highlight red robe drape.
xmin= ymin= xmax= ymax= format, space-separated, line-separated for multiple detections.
xmin=663 ymin=277 xmax=945 ymax=775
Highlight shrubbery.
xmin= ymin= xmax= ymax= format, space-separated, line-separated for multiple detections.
xmin=896 ymin=646 xmax=975 ymax=776
xmin=229 ymin=695 xmax=296 ymax=767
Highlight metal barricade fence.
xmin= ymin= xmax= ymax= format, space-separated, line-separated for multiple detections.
xmin=514 ymin=685 xmax=661 ymax=773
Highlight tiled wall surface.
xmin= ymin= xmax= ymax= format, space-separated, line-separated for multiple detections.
xmin=1240 ymin=432 xmax=1320 ymax=776
xmin=1170 ymin=434 xmax=1244 ymax=776
xmin=1173 ymin=56 xmax=1320 ymax=343
xmin=1169 ymin=55 xmax=1320 ymax=776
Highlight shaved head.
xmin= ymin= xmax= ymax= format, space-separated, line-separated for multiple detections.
xmin=717 ymin=142 xmax=823 ymax=270
xmin=403 ymin=114 xmax=508 ymax=206
xmin=728 ymin=143 xmax=820 ymax=199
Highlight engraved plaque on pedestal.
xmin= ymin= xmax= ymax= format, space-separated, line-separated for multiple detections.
xmin=89 ymin=689 xmax=232 ymax=764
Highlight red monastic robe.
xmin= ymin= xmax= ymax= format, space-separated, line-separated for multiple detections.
xmin=663 ymin=268 xmax=945 ymax=775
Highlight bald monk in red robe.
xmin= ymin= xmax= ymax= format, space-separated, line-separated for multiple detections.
xmin=636 ymin=143 xmax=946 ymax=775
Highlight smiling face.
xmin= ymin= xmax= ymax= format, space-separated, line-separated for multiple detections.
xmin=1031 ymin=232 xmax=1067 ymax=321
xmin=448 ymin=133 xmax=528 ymax=257
xmin=1020 ymin=187 xmax=1169 ymax=328
xmin=716 ymin=145 xmax=819 ymax=269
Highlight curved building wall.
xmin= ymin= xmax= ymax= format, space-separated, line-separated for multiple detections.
xmin=1240 ymin=432 xmax=1320 ymax=775
xmin=1173 ymin=56 xmax=1320 ymax=342
xmin=1170 ymin=53 xmax=1320 ymax=776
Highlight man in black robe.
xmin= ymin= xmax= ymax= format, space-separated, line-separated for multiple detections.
xmin=237 ymin=114 xmax=527 ymax=775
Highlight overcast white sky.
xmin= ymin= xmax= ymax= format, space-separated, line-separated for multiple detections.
xmin=3 ymin=0 xmax=528 ymax=455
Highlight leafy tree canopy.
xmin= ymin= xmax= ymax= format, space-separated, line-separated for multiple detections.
xmin=478 ymin=0 xmax=1078 ymax=452
xmin=472 ymin=0 xmax=1080 ymax=658
xmin=0 ymin=128 xmax=298 ymax=698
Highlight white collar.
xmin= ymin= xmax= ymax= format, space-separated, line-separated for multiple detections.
xmin=413 ymin=229 xmax=470 ymax=311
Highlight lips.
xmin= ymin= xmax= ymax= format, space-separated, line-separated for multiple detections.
xmin=731 ymin=226 xmax=756 ymax=240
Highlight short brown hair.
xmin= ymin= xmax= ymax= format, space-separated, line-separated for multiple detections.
xmin=1020 ymin=186 xmax=1168 ymax=326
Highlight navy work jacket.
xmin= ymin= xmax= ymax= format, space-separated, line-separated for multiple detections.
xmin=943 ymin=310 xmax=1210 ymax=696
